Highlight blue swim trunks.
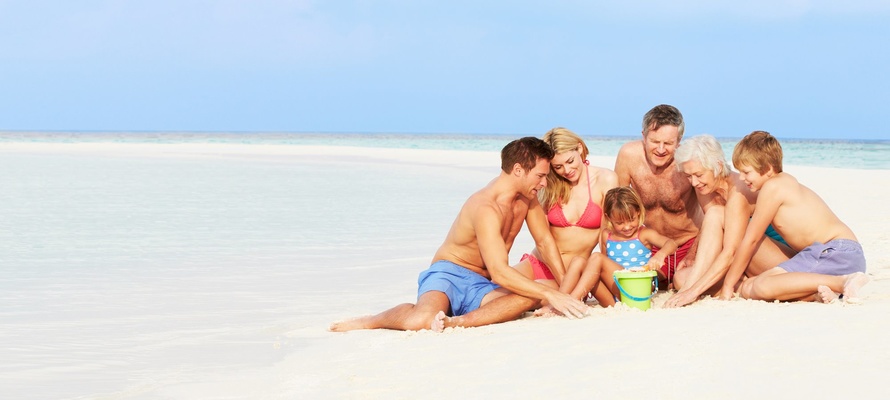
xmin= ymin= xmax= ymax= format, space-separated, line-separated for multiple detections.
xmin=778 ymin=239 xmax=866 ymax=275
xmin=417 ymin=260 xmax=500 ymax=316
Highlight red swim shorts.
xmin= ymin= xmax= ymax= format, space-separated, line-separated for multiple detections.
xmin=650 ymin=237 xmax=695 ymax=281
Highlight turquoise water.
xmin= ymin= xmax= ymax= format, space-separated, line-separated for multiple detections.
xmin=1 ymin=131 xmax=887 ymax=169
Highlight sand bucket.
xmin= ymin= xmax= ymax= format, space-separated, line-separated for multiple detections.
xmin=613 ymin=270 xmax=658 ymax=311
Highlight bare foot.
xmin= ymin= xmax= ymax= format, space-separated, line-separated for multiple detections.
xmin=842 ymin=272 xmax=870 ymax=304
xmin=533 ymin=305 xmax=557 ymax=317
xmin=329 ymin=316 xmax=373 ymax=332
xmin=430 ymin=311 xmax=447 ymax=333
xmin=816 ymin=285 xmax=840 ymax=304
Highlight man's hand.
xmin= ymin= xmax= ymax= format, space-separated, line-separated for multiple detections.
xmin=544 ymin=291 xmax=589 ymax=319
xmin=664 ymin=289 xmax=699 ymax=308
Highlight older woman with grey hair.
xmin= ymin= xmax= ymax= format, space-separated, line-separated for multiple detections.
xmin=664 ymin=134 xmax=793 ymax=307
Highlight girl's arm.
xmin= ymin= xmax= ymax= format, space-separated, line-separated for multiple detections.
xmin=641 ymin=228 xmax=678 ymax=272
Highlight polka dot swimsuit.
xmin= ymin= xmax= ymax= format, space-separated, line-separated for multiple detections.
xmin=606 ymin=229 xmax=652 ymax=269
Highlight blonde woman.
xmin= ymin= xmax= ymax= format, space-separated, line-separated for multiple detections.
xmin=515 ymin=127 xmax=619 ymax=307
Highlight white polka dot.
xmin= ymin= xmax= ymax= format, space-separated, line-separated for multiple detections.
xmin=615 ymin=244 xmax=622 ymax=250
xmin=628 ymin=243 xmax=636 ymax=249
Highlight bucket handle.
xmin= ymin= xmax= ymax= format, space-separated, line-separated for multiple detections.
xmin=613 ymin=275 xmax=656 ymax=302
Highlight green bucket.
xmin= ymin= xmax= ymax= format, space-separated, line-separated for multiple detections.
xmin=613 ymin=270 xmax=658 ymax=310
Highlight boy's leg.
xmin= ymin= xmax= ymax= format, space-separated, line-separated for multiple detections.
xmin=739 ymin=268 xmax=867 ymax=302
xmin=747 ymin=235 xmax=795 ymax=277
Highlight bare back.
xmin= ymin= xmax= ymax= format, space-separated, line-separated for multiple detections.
xmin=432 ymin=179 xmax=529 ymax=278
xmin=615 ymin=140 xmax=699 ymax=243
xmin=756 ymin=173 xmax=857 ymax=251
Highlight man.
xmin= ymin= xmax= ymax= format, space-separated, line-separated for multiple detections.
xmin=614 ymin=105 xmax=703 ymax=288
xmin=330 ymin=137 xmax=589 ymax=332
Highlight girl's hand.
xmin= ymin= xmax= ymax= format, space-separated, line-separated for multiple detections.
xmin=645 ymin=257 xmax=664 ymax=272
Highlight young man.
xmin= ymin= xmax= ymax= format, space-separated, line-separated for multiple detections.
xmin=330 ymin=137 xmax=589 ymax=333
xmin=721 ymin=131 xmax=869 ymax=303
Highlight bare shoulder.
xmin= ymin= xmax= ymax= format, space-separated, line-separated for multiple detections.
xmin=615 ymin=140 xmax=642 ymax=162
xmin=590 ymin=165 xmax=619 ymax=188
xmin=762 ymin=173 xmax=798 ymax=194
xmin=614 ymin=140 xmax=642 ymax=183
xmin=728 ymin=173 xmax=757 ymax=205
xmin=464 ymin=188 xmax=499 ymax=217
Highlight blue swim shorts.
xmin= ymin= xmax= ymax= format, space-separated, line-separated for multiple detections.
xmin=778 ymin=239 xmax=866 ymax=275
xmin=417 ymin=260 xmax=500 ymax=316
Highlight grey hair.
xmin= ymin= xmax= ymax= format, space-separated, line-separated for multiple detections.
xmin=675 ymin=134 xmax=730 ymax=178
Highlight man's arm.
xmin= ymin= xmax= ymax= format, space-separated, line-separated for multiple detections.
xmin=474 ymin=204 xmax=587 ymax=318
xmin=526 ymin=200 xmax=567 ymax=283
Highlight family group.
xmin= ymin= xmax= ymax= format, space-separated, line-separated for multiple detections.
xmin=330 ymin=104 xmax=869 ymax=333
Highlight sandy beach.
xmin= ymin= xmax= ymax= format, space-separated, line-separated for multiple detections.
xmin=1 ymin=142 xmax=888 ymax=399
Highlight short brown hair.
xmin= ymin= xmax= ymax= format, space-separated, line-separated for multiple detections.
xmin=501 ymin=136 xmax=554 ymax=173
xmin=642 ymin=104 xmax=685 ymax=140
xmin=732 ymin=130 xmax=783 ymax=174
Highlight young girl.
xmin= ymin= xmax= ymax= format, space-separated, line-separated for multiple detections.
xmin=560 ymin=186 xmax=679 ymax=307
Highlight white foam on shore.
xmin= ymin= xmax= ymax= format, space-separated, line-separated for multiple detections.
xmin=1 ymin=142 xmax=888 ymax=399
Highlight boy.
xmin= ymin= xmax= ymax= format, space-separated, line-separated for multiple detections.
xmin=720 ymin=131 xmax=869 ymax=303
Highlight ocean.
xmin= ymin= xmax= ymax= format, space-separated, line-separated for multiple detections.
xmin=1 ymin=131 xmax=888 ymax=169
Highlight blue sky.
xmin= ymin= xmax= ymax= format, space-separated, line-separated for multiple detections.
xmin=1 ymin=1 xmax=888 ymax=140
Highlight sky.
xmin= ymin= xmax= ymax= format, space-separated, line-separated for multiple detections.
xmin=1 ymin=1 xmax=889 ymax=140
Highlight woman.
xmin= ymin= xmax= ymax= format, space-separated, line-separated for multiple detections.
xmin=664 ymin=134 xmax=793 ymax=307
xmin=515 ymin=127 xmax=618 ymax=305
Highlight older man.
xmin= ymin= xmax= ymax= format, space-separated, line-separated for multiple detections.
xmin=614 ymin=105 xmax=705 ymax=287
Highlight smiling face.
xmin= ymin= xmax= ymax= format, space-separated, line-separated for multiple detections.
xmin=737 ymin=164 xmax=773 ymax=192
xmin=609 ymin=212 xmax=641 ymax=239
xmin=549 ymin=146 xmax=585 ymax=184
xmin=643 ymin=124 xmax=681 ymax=168
xmin=680 ymin=159 xmax=719 ymax=195
xmin=521 ymin=157 xmax=552 ymax=199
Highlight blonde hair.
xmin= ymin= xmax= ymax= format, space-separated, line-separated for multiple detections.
xmin=539 ymin=127 xmax=589 ymax=210
xmin=602 ymin=186 xmax=645 ymax=228
xmin=732 ymin=131 xmax=783 ymax=174
xmin=675 ymin=134 xmax=730 ymax=178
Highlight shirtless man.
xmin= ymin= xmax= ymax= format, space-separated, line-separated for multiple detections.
xmin=614 ymin=105 xmax=703 ymax=287
xmin=330 ymin=137 xmax=589 ymax=332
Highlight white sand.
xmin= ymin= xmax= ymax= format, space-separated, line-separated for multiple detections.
xmin=1 ymin=142 xmax=888 ymax=399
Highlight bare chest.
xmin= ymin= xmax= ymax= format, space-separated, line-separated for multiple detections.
xmin=632 ymin=170 xmax=692 ymax=214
